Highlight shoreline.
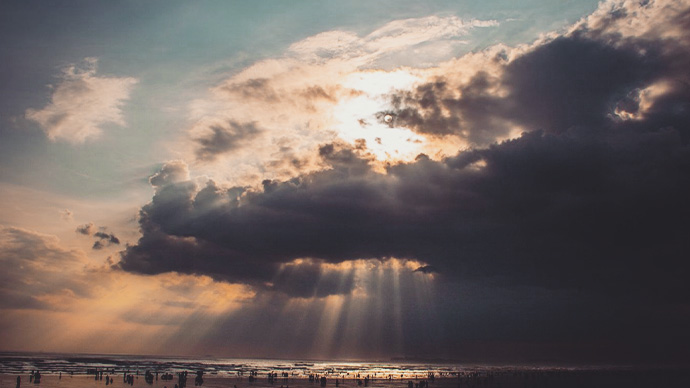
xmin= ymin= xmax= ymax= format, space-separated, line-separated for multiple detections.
xmin=4 ymin=368 xmax=690 ymax=388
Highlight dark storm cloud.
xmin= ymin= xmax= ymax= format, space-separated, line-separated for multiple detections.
xmin=502 ymin=36 xmax=657 ymax=132
xmin=120 ymin=1 xmax=690 ymax=304
xmin=121 ymin=123 xmax=690 ymax=300
xmin=414 ymin=265 xmax=437 ymax=274
xmin=386 ymin=80 xmax=466 ymax=136
xmin=386 ymin=2 xmax=690 ymax=146
xmin=390 ymin=35 xmax=659 ymax=143
xmin=195 ymin=121 xmax=262 ymax=161
xmin=385 ymin=59 xmax=511 ymax=144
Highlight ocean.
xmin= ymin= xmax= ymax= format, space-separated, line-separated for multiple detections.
xmin=1 ymin=352 xmax=688 ymax=388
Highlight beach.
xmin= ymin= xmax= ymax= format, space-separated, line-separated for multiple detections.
xmin=3 ymin=368 xmax=690 ymax=388
xmin=2 ymin=353 xmax=690 ymax=388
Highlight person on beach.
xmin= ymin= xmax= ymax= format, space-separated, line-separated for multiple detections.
xmin=16 ymin=375 xmax=20 ymax=388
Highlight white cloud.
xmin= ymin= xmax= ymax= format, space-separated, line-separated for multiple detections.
xmin=571 ymin=0 xmax=690 ymax=44
xmin=184 ymin=16 xmax=498 ymax=186
xmin=26 ymin=58 xmax=138 ymax=144
xmin=289 ymin=16 xmax=498 ymax=66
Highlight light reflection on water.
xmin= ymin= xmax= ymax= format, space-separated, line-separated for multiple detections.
xmin=0 ymin=352 xmax=466 ymax=378
xmin=3 ymin=352 xmax=689 ymax=388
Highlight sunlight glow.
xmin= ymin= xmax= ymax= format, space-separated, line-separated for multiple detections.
xmin=273 ymin=257 xmax=436 ymax=359
xmin=613 ymin=81 xmax=673 ymax=121
xmin=334 ymin=70 xmax=427 ymax=162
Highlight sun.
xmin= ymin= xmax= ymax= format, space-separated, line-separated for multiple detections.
xmin=332 ymin=69 xmax=427 ymax=162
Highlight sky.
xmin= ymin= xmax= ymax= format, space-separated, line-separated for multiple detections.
xmin=1 ymin=0 xmax=690 ymax=364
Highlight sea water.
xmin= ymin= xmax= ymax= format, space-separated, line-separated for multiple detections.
xmin=1 ymin=352 xmax=688 ymax=388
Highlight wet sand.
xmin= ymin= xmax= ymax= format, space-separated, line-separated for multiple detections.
xmin=3 ymin=369 xmax=690 ymax=388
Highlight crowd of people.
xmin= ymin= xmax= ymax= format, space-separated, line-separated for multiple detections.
xmin=13 ymin=368 xmax=447 ymax=388
xmin=14 ymin=368 xmax=607 ymax=388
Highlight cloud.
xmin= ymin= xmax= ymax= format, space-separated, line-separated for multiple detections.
xmin=149 ymin=160 xmax=190 ymax=187
xmin=570 ymin=0 xmax=690 ymax=46
xmin=94 ymin=231 xmax=120 ymax=245
xmin=380 ymin=0 xmax=690 ymax=148
xmin=60 ymin=209 xmax=73 ymax=221
xmin=184 ymin=16 xmax=498 ymax=185
xmin=76 ymin=222 xmax=121 ymax=250
xmin=0 ymin=224 xmax=258 ymax=355
xmin=25 ymin=58 xmax=138 ymax=144
xmin=121 ymin=0 xmax=690 ymax=305
xmin=93 ymin=231 xmax=120 ymax=251
xmin=195 ymin=121 xmax=263 ymax=161
xmin=125 ymin=124 xmax=690 ymax=299
xmin=289 ymin=16 xmax=498 ymax=65
xmin=76 ymin=222 xmax=97 ymax=235
xmin=414 ymin=265 xmax=437 ymax=274
xmin=0 ymin=226 xmax=91 ymax=310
